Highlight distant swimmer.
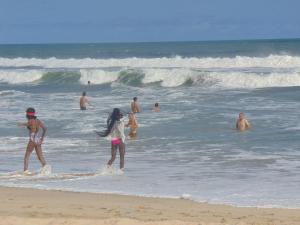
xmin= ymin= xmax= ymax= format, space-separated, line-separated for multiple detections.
xmin=131 ymin=97 xmax=141 ymax=113
xmin=126 ymin=112 xmax=138 ymax=139
xmin=17 ymin=108 xmax=48 ymax=174
xmin=236 ymin=112 xmax=251 ymax=132
xmin=97 ymin=108 xmax=126 ymax=170
xmin=80 ymin=91 xmax=90 ymax=110
xmin=88 ymin=80 xmax=91 ymax=86
xmin=152 ymin=102 xmax=160 ymax=112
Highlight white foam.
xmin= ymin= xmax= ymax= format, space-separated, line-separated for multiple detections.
xmin=0 ymin=69 xmax=43 ymax=84
xmin=0 ymin=90 xmax=26 ymax=96
xmin=99 ymin=166 xmax=124 ymax=176
xmin=1 ymin=55 xmax=300 ymax=69
xmin=181 ymin=193 xmax=192 ymax=200
xmin=1 ymin=67 xmax=300 ymax=89
xmin=142 ymin=68 xmax=195 ymax=87
xmin=39 ymin=165 xmax=52 ymax=175
xmin=206 ymin=71 xmax=300 ymax=88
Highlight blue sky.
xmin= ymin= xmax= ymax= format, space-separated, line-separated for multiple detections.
xmin=0 ymin=0 xmax=299 ymax=44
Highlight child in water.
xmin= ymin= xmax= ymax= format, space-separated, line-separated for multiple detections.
xmin=126 ymin=112 xmax=138 ymax=139
xmin=18 ymin=108 xmax=48 ymax=174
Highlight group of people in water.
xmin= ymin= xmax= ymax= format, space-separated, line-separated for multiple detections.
xmin=18 ymin=90 xmax=249 ymax=174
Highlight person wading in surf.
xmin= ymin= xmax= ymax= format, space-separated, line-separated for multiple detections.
xmin=80 ymin=91 xmax=90 ymax=110
xmin=97 ymin=108 xmax=126 ymax=170
xmin=18 ymin=108 xmax=48 ymax=174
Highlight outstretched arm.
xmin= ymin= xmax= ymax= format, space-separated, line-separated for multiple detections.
xmin=17 ymin=122 xmax=29 ymax=127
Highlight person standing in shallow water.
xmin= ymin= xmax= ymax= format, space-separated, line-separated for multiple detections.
xmin=97 ymin=108 xmax=126 ymax=170
xmin=131 ymin=97 xmax=140 ymax=113
xmin=18 ymin=108 xmax=47 ymax=174
xmin=236 ymin=112 xmax=251 ymax=132
xmin=80 ymin=91 xmax=90 ymax=110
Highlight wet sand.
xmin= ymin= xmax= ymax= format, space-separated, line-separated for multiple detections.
xmin=0 ymin=186 xmax=299 ymax=225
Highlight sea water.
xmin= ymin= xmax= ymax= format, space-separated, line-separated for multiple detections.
xmin=0 ymin=39 xmax=300 ymax=208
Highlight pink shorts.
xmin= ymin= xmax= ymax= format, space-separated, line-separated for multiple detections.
xmin=111 ymin=138 xmax=121 ymax=145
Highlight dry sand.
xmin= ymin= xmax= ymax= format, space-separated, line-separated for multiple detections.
xmin=0 ymin=186 xmax=299 ymax=225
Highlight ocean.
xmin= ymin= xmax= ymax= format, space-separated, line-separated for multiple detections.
xmin=0 ymin=39 xmax=300 ymax=208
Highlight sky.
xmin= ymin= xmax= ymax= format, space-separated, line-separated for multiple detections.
xmin=0 ymin=0 xmax=300 ymax=44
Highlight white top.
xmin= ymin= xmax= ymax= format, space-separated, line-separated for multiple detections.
xmin=109 ymin=120 xmax=125 ymax=143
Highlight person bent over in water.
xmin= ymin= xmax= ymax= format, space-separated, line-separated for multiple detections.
xmin=126 ymin=112 xmax=138 ymax=139
xmin=80 ymin=91 xmax=90 ymax=110
xmin=97 ymin=108 xmax=126 ymax=170
xmin=18 ymin=108 xmax=47 ymax=174
xmin=236 ymin=112 xmax=251 ymax=132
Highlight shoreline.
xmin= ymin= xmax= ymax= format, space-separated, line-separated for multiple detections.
xmin=0 ymin=186 xmax=300 ymax=225
xmin=2 ymin=184 xmax=299 ymax=210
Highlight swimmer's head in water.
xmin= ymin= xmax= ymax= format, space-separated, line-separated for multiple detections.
xmin=133 ymin=97 xmax=137 ymax=101
xmin=26 ymin=107 xmax=36 ymax=119
xmin=128 ymin=112 xmax=134 ymax=118
xmin=155 ymin=103 xmax=159 ymax=107
xmin=82 ymin=91 xmax=86 ymax=96
xmin=239 ymin=112 xmax=245 ymax=119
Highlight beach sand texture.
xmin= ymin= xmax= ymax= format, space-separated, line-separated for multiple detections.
xmin=0 ymin=187 xmax=299 ymax=225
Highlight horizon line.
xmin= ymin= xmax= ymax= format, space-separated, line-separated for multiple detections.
xmin=1 ymin=37 xmax=300 ymax=46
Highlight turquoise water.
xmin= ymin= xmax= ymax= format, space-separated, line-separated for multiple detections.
xmin=0 ymin=39 xmax=300 ymax=208
xmin=1 ymin=39 xmax=300 ymax=58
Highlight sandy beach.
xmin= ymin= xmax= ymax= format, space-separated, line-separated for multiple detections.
xmin=0 ymin=186 xmax=299 ymax=225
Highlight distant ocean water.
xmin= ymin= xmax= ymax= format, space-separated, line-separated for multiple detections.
xmin=0 ymin=39 xmax=300 ymax=208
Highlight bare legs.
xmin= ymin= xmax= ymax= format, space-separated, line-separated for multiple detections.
xmin=107 ymin=141 xmax=125 ymax=169
xmin=35 ymin=144 xmax=46 ymax=167
xmin=24 ymin=141 xmax=46 ymax=172
xmin=107 ymin=144 xmax=117 ymax=167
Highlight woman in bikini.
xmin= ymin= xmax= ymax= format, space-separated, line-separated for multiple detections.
xmin=18 ymin=108 xmax=47 ymax=174
xmin=97 ymin=108 xmax=126 ymax=170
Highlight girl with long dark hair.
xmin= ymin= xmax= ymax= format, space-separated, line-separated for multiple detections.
xmin=97 ymin=108 xmax=126 ymax=170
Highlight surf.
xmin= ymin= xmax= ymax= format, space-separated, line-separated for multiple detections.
xmin=1 ymin=67 xmax=300 ymax=89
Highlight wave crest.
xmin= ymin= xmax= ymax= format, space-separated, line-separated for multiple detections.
xmin=1 ymin=55 xmax=300 ymax=69
xmin=1 ymin=68 xmax=300 ymax=89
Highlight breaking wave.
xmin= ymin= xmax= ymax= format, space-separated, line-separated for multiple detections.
xmin=0 ymin=68 xmax=300 ymax=89
xmin=1 ymin=55 xmax=300 ymax=88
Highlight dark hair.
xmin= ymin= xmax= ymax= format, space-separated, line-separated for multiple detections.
xmin=82 ymin=91 xmax=86 ymax=96
xmin=26 ymin=107 xmax=36 ymax=119
xmin=99 ymin=108 xmax=122 ymax=137
xmin=155 ymin=103 xmax=159 ymax=107
xmin=133 ymin=97 xmax=137 ymax=101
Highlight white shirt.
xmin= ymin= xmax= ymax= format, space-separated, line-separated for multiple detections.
xmin=109 ymin=120 xmax=125 ymax=143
